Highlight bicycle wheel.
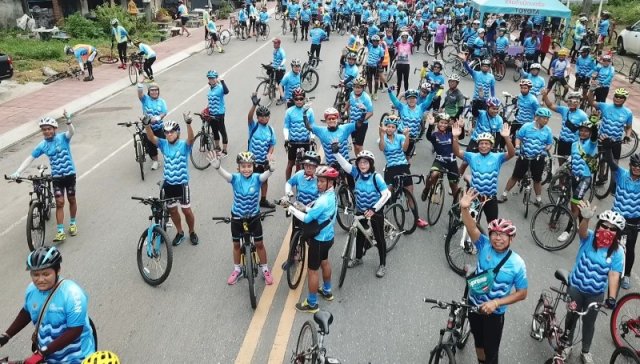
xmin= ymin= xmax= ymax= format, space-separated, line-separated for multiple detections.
xmin=220 ymin=29 xmax=231 ymax=45
xmin=128 ymin=64 xmax=138 ymax=85
xmin=135 ymin=138 xmax=145 ymax=181
xmin=611 ymin=346 xmax=640 ymax=364
xmin=263 ymin=24 xmax=270 ymax=39
xmin=629 ymin=62 xmax=639 ymax=84
xmin=275 ymin=11 xmax=283 ymax=20
xmin=456 ymin=305 xmax=472 ymax=349
xmin=336 ymin=184 xmax=355 ymax=232
xmin=458 ymin=114 xmax=474 ymax=147
xmin=287 ymin=230 xmax=306 ymax=290
xmin=547 ymin=172 xmax=571 ymax=205
xmin=136 ymin=226 xmax=173 ymax=286
xmin=594 ymin=161 xmax=613 ymax=200
xmin=442 ymin=46 xmax=458 ymax=63
xmin=445 ymin=222 xmax=479 ymax=276
xmin=245 ymin=244 xmax=257 ymax=309
xmin=426 ymin=42 xmax=435 ymax=57
xmin=493 ymin=59 xmax=506 ymax=81
xmin=384 ymin=203 xmax=404 ymax=252
xmin=190 ymin=132 xmax=213 ymax=170
xmin=541 ymin=156 xmax=553 ymax=185
xmin=293 ymin=27 xmax=298 ymax=42
xmin=613 ymin=55 xmax=626 ymax=75
xmin=523 ymin=188 xmax=531 ymax=219
xmin=513 ymin=66 xmax=522 ymax=82
xmin=426 ymin=180 xmax=445 ymax=226
xmin=26 ymin=202 xmax=45 ymax=251
xmin=43 ymin=72 xmax=66 ymax=85
xmin=339 ymin=24 xmax=347 ymax=36
xmin=621 ymin=130 xmax=639 ymax=159
xmin=386 ymin=59 xmax=396 ymax=80
xmin=531 ymin=298 xmax=549 ymax=341
xmin=428 ymin=344 xmax=455 ymax=364
xmin=97 ymin=54 xmax=118 ymax=64
xmin=295 ymin=321 xmax=319 ymax=363
xmin=282 ymin=20 xmax=287 ymax=35
xmin=398 ymin=187 xmax=418 ymax=235
xmin=530 ymin=203 xmax=576 ymax=251
xmin=611 ymin=292 xmax=640 ymax=355
xmin=301 ymin=69 xmax=319 ymax=93
xmin=356 ymin=48 xmax=366 ymax=65
xmin=255 ymin=80 xmax=275 ymax=108
xmin=338 ymin=230 xmax=355 ymax=288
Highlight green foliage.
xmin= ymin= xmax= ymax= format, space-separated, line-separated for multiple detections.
xmin=95 ymin=4 xmax=136 ymax=36
xmin=63 ymin=13 xmax=105 ymax=39
xmin=0 ymin=33 xmax=65 ymax=61
xmin=216 ymin=3 xmax=234 ymax=20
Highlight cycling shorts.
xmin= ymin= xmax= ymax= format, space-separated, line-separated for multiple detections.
xmin=307 ymin=238 xmax=333 ymax=270
xmin=231 ymin=215 xmax=263 ymax=242
xmin=163 ymin=182 xmax=191 ymax=208
xmin=53 ymin=174 xmax=77 ymax=197
xmin=511 ymin=155 xmax=546 ymax=182
xmin=431 ymin=160 xmax=459 ymax=183
xmin=571 ymin=175 xmax=592 ymax=204
xmin=350 ymin=122 xmax=368 ymax=146
xmin=287 ymin=141 xmax=312 ymax=162
xmin=557 ymin=139 xmax=572 ymax=157
xmin=384 ymin=164 xmax=412 ymax=187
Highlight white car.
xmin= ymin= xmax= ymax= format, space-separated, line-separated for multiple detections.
xmin=618 ymin=19 xmax=640 ymax=55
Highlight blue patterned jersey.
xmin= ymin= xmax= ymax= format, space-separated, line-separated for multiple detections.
xmin=576 ymin=55 xmax=596 ymax=77
xmin=571 ymin=139 xmax=597 ymax=177
xmin=300 ymin=8 xmax=312 ymax=22
xmin=304 ymin=189 xmax=337 ymax=241
xmin=468 ymin=235 xmax=527 ymax=314
xmin=598 ymin=19 xmax=610 ymax=36
xmin=463 ymin=151 xmax=507 ymax=196
xmin=248 ymin=121 xmax=276 ymax=163
xmin=348 ymin=91 xmax=373 ymax=124
xmin=515 ymin=93 xmax=539 ymax=124
xmin=280 ymin=71 xmax=301 ymax=100
xmin=230 ymin=173 xmax=262 ymax=217
xmin=550 ymin=58 xmax=569 ymax=78
xmin=389 ymin=91 xmax=430 ymax=138
xmin=613 ymin=168 xmax=640 ymax=218
xmin=287 ymin=3 xmax=301 ymax=18
xmin=556 ymin=106 xmax=588 ymax=143
xmin=343 ymin=64 xmax=359 ymax=88
xmin=311 ymin=123 xmax=355 ymax=164
xmin=516 ymin=122 xmax=554 ymax=158
xmin=367 ymin=25 xmax=380 ymax=37
xmin=288 ymin=170 xmax=319 ymax=205
xmin=310 ymin=28 xmax=327 ymax=44
xmin=523 ymin=37 xmax=538 ymax=55
xmin=427 ymin=128 xmax=455 ymax=162
xmin=350 ymin=169 xmax=388 ymax=212
xmin=378 ymin=9 xmax=390 ymax=22
xmin=597 ymin=102 xmax=633 ymax=142
xmin=157 ymin=139 xmax=191 ymax=184
xmin=382 ymin=133 xmax=408 ymax=167
xmin=24 ymin=279 xmax=95 ymax=364
xmin=207 ymin=83 xmax=227 ymax=115
xmin=366 ymin=44 xmax=385 ymax=67
xmin=284 ymin=107 xmax=314 ymax=142
xmin=470 ymin=110 xmax=503 ymax=141
xmin=32 ymin=133 xmax=76 ymax=177
xmin=593 ymin=64 xmax=615 ymax=87
xmin=469 ymin=69 xmax=495 ymax=100
xmin=520 ymin=71 xmax=546 ymax=96
xmin=570 ymin=230 xmax=623 ymax=294
xmin=140 ymin=95 xmax=167 ymax=131
xmin=495 ymin=36 xmax=509 ymax=53
xmin=272 ymin=48 xmax=286 ymax=70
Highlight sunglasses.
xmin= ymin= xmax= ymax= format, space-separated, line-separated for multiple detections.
xmin=614 ymin=95 xmax=626 ymax=99
xmin=294 ymin=97 xmax=305 ymax=101
xmin=164 ymin=130 xmax=176 ymax=134
xmin=600 ymin=224 xmax=617 ymax=231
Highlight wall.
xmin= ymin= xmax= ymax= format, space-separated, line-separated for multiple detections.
xmin=0 ymin=0 xmax=26 ymax=29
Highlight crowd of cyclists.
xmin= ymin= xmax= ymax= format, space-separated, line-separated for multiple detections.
xmin=2 ymin=0 xmax=640 ymax=362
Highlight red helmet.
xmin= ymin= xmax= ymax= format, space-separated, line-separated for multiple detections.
xmin=324 ymin=107 xmax=340 ymax=119
xmin=272 ymin=38 xmax=281 ymax=45
xmin=488 ymin=218 xmax=517 ymax=236
xmin=292 ymin=87 xmax=306 ymax=99
xmin=315 ymin=166 xmax=339 ymax=179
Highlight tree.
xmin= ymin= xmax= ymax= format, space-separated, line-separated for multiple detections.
xmin=582 ymin=0 xmax=593 ymax=15
xmin=52 ymin=0 xmax=64 ymax=25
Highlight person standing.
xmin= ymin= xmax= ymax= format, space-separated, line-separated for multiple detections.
xmin=110 ymin=18 xmax=129 ymax=70
xmin=206 ymin=70 xmax=230 ymax=156
xmin=176 ymin=0 xmax=191 ymax=37
xmin=248 ymin=94 xmax=277 ymax=208
xmin=309 ymin=21 xmax=328 ymax=58
xmin=137 ymin=82 xmax=167 ymax=170
xmin=132 ymin=40 xmax=156 ymax=82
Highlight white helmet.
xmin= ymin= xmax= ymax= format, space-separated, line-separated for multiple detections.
xmin=163 ymin=120 xmax=180 ymax=132
xmin=476 ymin=132 xmax=495 ymax=144
xmin=400 ymin=31 xmax=409 ymax=37
xmin=449 ymin=74 xmax=461 ymax=82
xmin=39 ymin=117 xmax=58 ymax=128
xmin=111 ymin=18 xmax=119 ymax=26
xmin=356 ymin=150 xmax=375 ymax=161
xmin=598 ymin=210 xmax=626 ymax=231
xmin=529 ymin=63 xmax=542 ymax=70
xmin=64 ymin=45 xmax=73 ymax=55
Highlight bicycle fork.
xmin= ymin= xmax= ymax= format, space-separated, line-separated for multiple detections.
xmin=146 ymin=223 xmax=162 ymax=258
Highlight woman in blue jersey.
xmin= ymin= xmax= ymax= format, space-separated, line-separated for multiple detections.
xmin=0 ymin=246 xmax=95 ymax=364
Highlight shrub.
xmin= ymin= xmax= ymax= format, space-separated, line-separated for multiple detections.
xmin=216 ymin=3 xmax=234 ymax=19
xmin=63 ymin=13 xmax=104 ymax=38
xmin=95 ymin=4 xmax=136 ymax=37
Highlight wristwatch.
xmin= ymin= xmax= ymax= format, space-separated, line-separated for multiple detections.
xmin=40 ymin=345 xmax=48 ymax=355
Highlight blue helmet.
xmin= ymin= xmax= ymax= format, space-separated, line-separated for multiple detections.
xmin=486 ymin=97 xmax=502 ymax=108
xmin=383 ymin=115 xmax=400 ymax=126
xmin=535 ymin=107 xmax=552 ymax=118
xmin=207 ymin=70 xmax=219 ymax=79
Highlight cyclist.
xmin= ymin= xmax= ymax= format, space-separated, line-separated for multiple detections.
xmin=508 ymin=79 xmax=539 ymax=142
xmin=284 ymin=150 xmax=320 ymax=223
xmin=175 ymin=0 xmax=191 ymax=37
xmin=590 ymin=54 xmax=615 ymax=102
xmin=464 ymin=19 xmax=480 ymax=49
xmin=249 ymin=94 xmax=277 ymax=208
xmin=411 ymin=13 xmax=424 ymax=52
xmin=452 ymin=125 xmax=516 ymax=223
xmin=464 ymin=97 xmax=504 ymax=156
xmin=417 ymin=80 xmax=433 ymax=107
xmin=144 ymin=115 xmax=199 ymax=246
xmin=341 ymin=52 xmax=360 ymax=98
xmin=522 ymin=29 xmax=539 ymax=70
xmin=378 ymin=3 xmax=390 ymax=30
xmin=364 ymin=34 xmax=385 ymax=100
xmin=464 ymin=58 xmax=496 ymax=119
xmin=499 ymin=107 xmax=554 ymax=206
xmin=82 ymin=351 xmax=120 ymax=364
xmin=440 ymin=74 xmax=465 ymax=122
xmin=433 ymin=17 xmax=448 ymax=59
xmin=422 ymin=112 xmax=461 ymax=204
xmin=206 ymin=16 xmax=224 ymax=53
xmin=562 ymin=202 xmax=624 ymax=364
xmin=394 ymin=31 xmax=414 ymax=95
xmin=322 ymin=7 xmax=332 ymax=39
xmin=284 ymin=88 xmax=315 ymax=180
xmin=206 ymin=70 xmax=230 ymax=157
xmin=131 ymin=40 xmax=156 ymax=82
xmin=334 ymin=150 xmax=392 ymax=277
xmin=387 ymin=87 xmax=432 ymax=161
xmin=64 ymin=44 xmax=96 ymax=82
xmin=597 ymin=11 xmax=612 ymax=52
xmin=288 ymin=165 xmax=338 ymax=312
xmin=352 ymin=0 xmax=363 ymax=25
xmin=470 ymin=28 xmax=487 ymax=60
xmin=426 ymin=60 xmax=445 ymax=109
xmin=518 ymin=62 xmax=546 ymax=97
xmin=270 ymin=38 xmax=287 ymax=85
xmin=309 ymin=21 xmax=328 ymax=58
xmin=278 ymin=59 xmax=303 ymax=107
xmin=345 ymin=77 xmax=374 ymax=156
xmin=458 ymin=189 xmax=528 ymax=364
xmin=248 ymin=2 xmax=258 ymax=37
xmin=286 ymin=0 xmax=302 ymax=33
xmin=494 ymin=28 xmax=509 ymax=62
xmin=543 ymin=90 xmax=586 ymax=162
xmin=546 ymin=48 xmax=570 ymax=101
xmin=305 ymin=107 xmax=358 ymax=167
xmin=570 ymin=16 xmax=588 ymax=62
xmin=0 ymin=246 xmax=96 ymax=364
xmin=574 ymin=46 xmax=596 ymax=93
xmin=258 ymin=5 xmax=270 ymax=39
xmin=110 ymin=18 xmax=129 ymax=70
xmin=210 ymin=151 xmax=275 ymax=285
xmin=10 ymin=113 xmax=78 ymax=242
xmin=300 ymin=2 xmax=312 ymax=40
xmin=588 ymin=87 xmax=633 ymax=162
xmin=203 ymin=6 xmax=211 ymax=39
xmin=237 ymin=6 xmax=250 ymax=38
xmin=137 ymin=82 xmax=167 ymax=170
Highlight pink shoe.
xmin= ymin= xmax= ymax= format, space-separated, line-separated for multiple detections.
xmin=263 ymin=269 xmax=273 ymax=285
xmin=227 ymin=270 xmax=242 ymax=285
xmin=417 ymin=218 xmax=429 ymax=228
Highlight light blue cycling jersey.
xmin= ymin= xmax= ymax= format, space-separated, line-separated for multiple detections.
xmin=259 ymin=11 xmax=269 ymax=23
xmin=347 ymin=34 xmax=357 ymax=48
xmin=550 ymin=58 xmax=569 ymax=78
xmin=206 ymin=20 xmax=217 ymax=33
xmin=427 ymin=71 xmax=445 ymax=88
xmin=24 ymin=279 xmax=95 ymax=364
xmin=348 ymin=91 xmax=373 ymax=124
xmin=593 ymin=64 xmax=615 ymax=87
xmin=515 ymin=93 xmax=539 ymax=124
xmin=248 ymin=121 xmax=276 ymax=163
xmin=238 ymin=9 xmax=248 ymax=22
xmin=304 ymin=188 xmax=337 ymax=241
xmin=468 ymin=235 xmax=527 ymax=315
xmin=378 ymin=8 xmax=390 ymax=22
xmin=598 ymin=19 xmax=610 ymax=36
xmin=367 ymin=25 xmax=380 ymax=38
xmin=351 ymin=169 xmax=388 ymax=212
xmin=413 ymin=18 xmax=424 ymax=30
xmin=467 ymin=68 xmax=495 ymax=100
xmin=597 ymin=102 xmax=633 ymax=142
xmin=287 ymin=3 xmax=301 ymax=18
xmin=519 ymin=70 xmax=545 ymax=96
xmin=495 ymin=35 xmax=509 ymax=53
xmin=207 ymin=82 xmax=227 ymax=115
xmin=343 ymin=64 xmax=359 ymax=88
xmin=570 ymin=230 xmax=623 ymax=295
xmin=32 ymin=133 xmax=76 ymax=177
xmin=311 ymin=123 xmax=355 ymax=164
xmin=389 ymin=91 xmax=431 ymax=139
xmin=454 ymin=7 xmax=465 ymax=18
xmin=556 ymin=106 xmax=587 ymax=143
xmin=362 ymin=9 xmax=372 ymax=21
xmin=523 ymin=37 xmax=538 ymax=55
xmin=230 ymin=173 xmax=262 ymax=217
xmin=516 ymin=122 xmax=553 ymax=158
xmin=366 ymin=43 xmax=385 ymax=67
xmin=158 ymin=139 xmax=191 ymax=184
xmin=284 ymin=107 xmax=314 ymax=142
xmin=323 ymin=13 xmax=331 ymax=25
xmin=310 ymin=27 xmax=327 ymax=44
xmin=382 ymin=133 xmax=408 ymax=167
xmin=576 ymin=55 xmax=596 ymax=77
xmin=574 ymin=23 xmax=586 ymax=42
xmin=470 ymin=110 xmax=503 ymax=141
xmin=463 ymin=151 xmax=507 ymax=196
xmin=352 ymin=2 xmax=363 ymax=14
xmin=472 ymin=37 xmax=485 ymax=57
xmin=571 ymin=138 xmax=597 ymax=178
xmin=280 ymin=71 xmax=302 ymax=100
xmin=140 ymin=95 xmax=167 ymax=131
xmin=300 ymin=8 xmax=312 ymax=22
xmin=272 ymin=48 xmax=286 ymax=70
xmin=288 ymin=169 xmax=319 ymax=205
xmin=138 ymin=43 xmax=155 ymax=59
xmin=397 ymin=16 xmax=409 ymax=28
xmin=111 ymin=25 xmax=128 ymax=43
xmin=613 ymin=168 xmax=640 ymax=219
xmin=465 ymin=29 xmax=478 ymax=47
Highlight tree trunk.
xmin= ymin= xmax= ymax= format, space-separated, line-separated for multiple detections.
xmin=582 ymin=0 xmax=593 ymax=16
xmin=52 ymin=0 xmax=64 ymax=25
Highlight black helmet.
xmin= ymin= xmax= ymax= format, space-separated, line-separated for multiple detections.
xmin=481 ymin=58 xmax=492 ymax=66
xmin=301 ymin=150 xmax=321 ymax=165
xmin=631 ymin=153 xmax=640 ymax=167
xmin=26 ymin=246 xmax=62 ymax=271
xmin=256 ymin=105 xmax=270 ymax=117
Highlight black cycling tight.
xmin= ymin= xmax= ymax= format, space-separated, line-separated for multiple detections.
xmin=469 ymin=312 xmax=505 ymax=364
xmin=396 ymin=64 xmax=410 ymax=95
xmin=625 ymin=218 xmax=640 ymax=276
xmin=117 ymin=41 xmax=127 ymax=64
xmin=355 ymin=212 xmax=386 ymax=266
xmin=143 ymin=57 xmax=155 ymax=79
xmin=209 ymin=115 xmax=228 ymax=144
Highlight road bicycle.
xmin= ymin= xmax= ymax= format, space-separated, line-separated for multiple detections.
xmin=275 ymin=2 xmax=284 ymax=20
xmin=217 ymin=25 xmax=232 ymax=45
xmin=424 ymin=296 xmax=476 ymax=363
xmin=335 ymin=163 xmax=356 ymax=232
xmin=387 ymin=174 xmax=421 ymax=234
xmin=331 ymin=84 xmax=349 ymax=119
xmin=128 ymin=53 xmax=144 ymax=85
xmin=628 ymin=56 xmax=640 ymax=84
xmin=443 ymin=53 xmax=470 ymax=78
xmin=513 ymin=54 xmax=531 ymax=82
xmin=531 ymin=268 xmax=606 ymax=364
xmin=551 ymin=75 xmax=570 ymax=106
xmin=281 ymin=16 xmax=288 ymax=35
xmin=131 ymin=195 xmax=176 ymax=286
xmin=5 ymin=166 xmax=54 ymax=251
xmin=546 ymin=156 xmax=594 ymax=205
xmin=97 ymin=43 xmax=119 ymax=64
xmin=444 ymin=196 xmax=488 ymax=276
xmin=302 ymin=50 xmax=322 ymax=75
xmin=43 ymin=60 xmax=83 ymax=85
xmin=491 ymin=52 xmax=506 ymax=81
xmin=506 ymin=155 xmax=541 ymax=219
xmin=422 ymin=167 xmax=461 ymax=226
xmin=338 ymin=208 xmax=404 ymax=288
xmin=256 ymin=64 xmax=279 ymax=107
xmin=611 ymin=346 xmax=640 ymax=364
xmin=117 ymin=121 xmax=147 ymax=181
xmin=190 ymin=112 xmax=219 ymax=170
xmin=275 ymin=198 xmax=307 ymax=290
xmin=256 ymin=22 xmax=270 ymax=41
xmin=301 ymin=65 xmax=320 ymax=93
xmin=611 ymin=231 xmax=640 ymax=356
xmin=290 ymin=310 xmax=341 ymax=364
xmin=621 ymin=131 xmax=639 ymax=159
xmin=205 ymin=31 xmax=227 ymax=55
xmin=292 ymin=19 xmax=299 ymax=43
xmin=212 ymin=209 xmax=275 ymax=309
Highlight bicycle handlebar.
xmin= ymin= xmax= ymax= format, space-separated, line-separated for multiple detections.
xmin=131 ymin=196 xmax=178 ymax=205
xmin=568 ymin=301 xmax=605 ymax=316
xmin=424 ymin=297 xmax=479 ymax=312
xmin=212 ymin=209 xmax=276 ymax=224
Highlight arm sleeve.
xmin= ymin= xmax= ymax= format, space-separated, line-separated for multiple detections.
xmin=221 ymin=80 xmax=229 ymax=94
xmin=5 ymin=308 xmax=31 ymax=338
xmin=16 ymin=156 xmax=35 ymax=175
xmin=285 ymin=181 xmax=294 ymax=195
xmin=372 ymin=189 xmax=391 ymax=212
xmin=388 ymin=90 xmax=402 ymax=109
xmin=259 ymin=169 xmax=272 ymax=182
xmin=65 ymin=123 xmax=75 ymax=139
xmin=335 ymin=152 xmax=353 ymax=174
xmin=217 ymin=167 xmax=234 ymax=182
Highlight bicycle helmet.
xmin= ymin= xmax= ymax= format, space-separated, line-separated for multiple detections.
xmin=557 ymin=48 xmax=569 ymax=56
xmin=256 ymin=105 xmax=270 ymax=117
xmin=435 ymin=113 xmax=450 ymax=122
xmin=346 ymin=52 xmax=357 ymax=60
xmin=477 ymin=28 xmax=486 ymax=34
xmin=206 ymin=70 xmax=219 ymax=79
xmin=601 ymin=54 xmax=612 ymax=61
xmin=579 ymin=16 xmax=588 ymax=22
xmin=301 ymin=150 xmax=321 ymax=165
xmin=598 ymin=210 xmax=626 ymax=231
xmin=368 ymin=17 xmax=375 ymax=24
xmin=476 ymin=132 xmax=495 ymax=144
xmin=535 ymin=107 xmax=552 ymax=118
xmin=237 ymin=151 xmax=256 ymax=164
xmin=356 ymin=150 xmax=375 ymax=165
xmin=291 ymin=58 xmax=302 ymax=67
xmin=26 ymin=246 xmax=62 ymax=271
xmin=39 ymin=116 xmax=58 ymax=128
xmin=383 ymin=114 xmax=401 ymax=126
xmin=354 ymin=76 xmax=367 ymax=87
xmin=519 ymin=79 xmax=533 ymax=88
xmin=529 ymin=63 xmax=542 ymax=70
xmin=400 ymin=31 xmax=410 ymax=37
xmin=579 ymin=118 xmax=596 ymax=129
xmin=431 ymin=60 xmax=443 ymax=69
xmin=404 ymin=89 xmax=419 ymax=99
xmin=147 ymin=83 xmax=160 ymax=93
xmin=371 ymin=34 xmax=381 ymax=42
xmin=449 ymin=74 xmax=461 ymax=82
xmin=614 ymin=88 xmax=629 ymax=98
xmin=481 ymin=58 xmax=492 ymax=66
xmin=163 ymin=120 xmax=180 ymax=132
xmin=82 ymin=351 xmax=120 ymax=364
xmin=579 ymin=45 xmax=591 ymax=53
xmin=110 ymin=18 xmax=119 ymax=26
xmin=487 ymin=218 xmax=517 ymax=236
xmin=64 ymin=45 xmax=73 ymax=55
xmin=292 ymin=87 xmax=306 ymax=99
xmin=324 ymin=107 xmax=340 ymax=119
xmin=498 ymin=27 xmax=507 ymax=33
xmin=420 ymin=81 xmax=432 ymax=91
xmin=630 ymin=153 xmax=640 ymax=167
xmin=486 ymin=97 xmax=501 ymax=108
xmin=315 ymin=166 xmax=340 ymax=179
xmin=472 ymin=19 xmax=480 ymax=25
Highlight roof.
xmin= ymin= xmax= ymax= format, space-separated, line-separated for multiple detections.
xmin=470 ymin=0 xmax=571 ymax=18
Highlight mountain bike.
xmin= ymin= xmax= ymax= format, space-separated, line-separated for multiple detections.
xmin=331 ymin=84 xmax=349 ymax=119
xmin=5 ymin=165 xmax=54 ymax=251
xmin=128 ymin=53 xmax=144 ymax=85
xmin=212 ymin=209 xmax=275 ymax=309
xmin=291 ymin=310 xmax=341 ymax=364
xmin=423 ymin=167 xmax=461 ymax=226
xmin=43 ymin=60 xmax=83 ymax=85
xmin=97 ymin=43 xmax=119 ymax=64
xmin=444 ymin=197 xmax=488 ymax=276
xmin=338 ymin=208 xmax=404 ymax=288
xmin=301 ymin=66 xmax=320 ymax=93
xmin=491 ymin=52 xmax=506 ymax=81
xmin=117 ymin=121 xmax=147 ymax=181
xmin=507 ymin=155 xmax=540 ymax=219
xmin=131 ymin=195 xmax=176 ymax=286
xmin=256 ymin=22 xmax=270 ymax=41
xmin=230 ymin=15 xmax=248 ymax=40
xmin=218 ymin=25 xmax=232 ymax=45
xmin=610 ymin=346 xmax=640 ymax=364
xmin=387 ymin=174 xmax=421 ymax=234
xmin=335 ymin=164 xmax=356 ymax=232
xmin=628 ymin=56 xmax=640 ymax=84
xmin=275 ymin=198 xmax=307 ymax=290
xmin=292 ymin=19 xmax=299 ymax=42
xmin=424 ymin=295 xmax=476 ymax=363
xmin=190 ymin=112 xmax=217 ymax=170
xmin=302 ymin=50 xmax=322 ymax=75
xmin=256 ymin=64 xmax=279 ymax=108
xmin=281 ymin=16 xmax=288 ymax=35
xmin=621 ymin=131 xmax=639 ymax=159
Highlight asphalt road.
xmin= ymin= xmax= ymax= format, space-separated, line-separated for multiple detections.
xmin=0 ymin=29 xmax=636 ymax=364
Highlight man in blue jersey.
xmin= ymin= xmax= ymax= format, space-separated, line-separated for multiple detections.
xmin=278 ymin=59 xmax=303 ymax=107
xmin=284 ymin=88 xmax=315 ymax=180
xmin=206 ymin=70 xmax=230 ymax=156
xmin=137 ymin=82 xmax=167 ymax=170
xmin=249 ymin=93 xmax=277 ymax=208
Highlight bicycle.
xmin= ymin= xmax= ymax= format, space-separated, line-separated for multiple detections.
xmin=117 ymin=121 xmax=147 ymax=181
xmin=290 ymin=310 xmax=341 ymax=364
xmin=256 ymin=22 xmax=270 ymax=41
xmin=621 ymin=131 xmax=639 ymax=159
xmin=302 ymin=50 xmax=322 ymax=75
xmin=338 ymin=208 xmax=404 ymax=288
xmin=212 ymin=209 xmax=275 ymax=309
xmin=628 ymin=56 xmax=640 ymax=84
xmin=128 ymin=53 xmax=144 ymax=85
xmin=424 ymin=295 xmax=476 ymax=363
xmin=43 ymin=60 xmax=83 ymax=85
xmin=230 ymin=15 xmax=248 ymax=40
xmin=5 ymin=165 xmax=54 ymax=251
xmin=190 ymin=112 xmax=218 ymax=170
xmin=491 ymin=52 xmax=507 ymax=81
xmin=335 ymin=163 xmax=356 ymax=232
xmin=611 ymin=346 xmax=640 ymax=364
xmin=301 ymin=65 xmax=320 ymax=93
xmin=387 ymin=174 xmax=421 ymax=235
xmin=423 ymin=167 xmax=461 ymax=226
xmin=291 ymin=19 xmax=299 ymax=43
xmin=281 ymin=16 xmax=288 ymax=35
xmin=551 ymin=75 xmax=570 ymax=106
xmin=512 ymin=54 xmax=530 ymax=82
xmin=255 ymin=64 xmax=279 ymax=108
xmin=218 ymin=25 xmax=232 ymax=45
xmin=97 ymin=43 xmax=119 ymax=64
xmin=508 ymin=155 xmax=541 ymax=219
xmin=331 ymin=84 xmax=349 ymax=119
xmin=131 ymin=195 xmax=177 ymax=286
xmin=275 ymin=198 xmax=307 ymax=290
xmin=444 ymin=196 xmax=488 ymax=276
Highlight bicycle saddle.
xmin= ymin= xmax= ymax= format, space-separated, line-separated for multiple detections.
xmin=314 ymin=310 xmax=334 ymax=335
xmin=554 ymin=269 xmax=570 ymax=286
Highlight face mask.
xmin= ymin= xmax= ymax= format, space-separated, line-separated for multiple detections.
xmin=595 ymin=228 xmax=617 ymax=249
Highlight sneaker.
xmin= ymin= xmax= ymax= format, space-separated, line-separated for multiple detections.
xmin=151 ymin=161 xmax=159 ymax=170
xmin=373 ymin=93 xmax=378 ymax=101
xmin=622 ymin=276 xmax=631 ymax=290
xmin=376 ymin=265 xmax=386 ymax=278
xmin=417 ymin=218 xmax=429 ymax=228
xmin=190 ymin=232 xmax=199 ymax=245
xmin=69 ymin=224 xmax=78 ymax=236
xmin=295 ymin=299 xmax=319 ymax=313
xmin=276 ymin=98 xmax=285 ymax=105
xmin=172 ymin=232 xmax=185 ymax=246
xmin=347 ymin=258 xmax=362 ymax=268
xmin=581 ymin=352 xmax=594 ymax=364
xmin=318 ymin=287 xmax=334 ymax=301
xmin=533 ymin=199 xmax=542 ymax=207
xmin=83 ymin=76 xmax=94 ymax=82
xmin=54 ymin=231 xmax=66 ymax=242
xmin=227 ymin=270 xmax=242 ymax=285
xmin=557 ymin=231 xmax=570 ymax=243
xmin=498 ymin=194 xmax=508 ymax=203
xmin=260 ymin=199 xmax=276 ymax=208
xmin=263 ymin=269 xmax=273 ymax=285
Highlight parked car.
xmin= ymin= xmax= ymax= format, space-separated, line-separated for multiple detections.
xmin=618 ymin=19 xmax=640 ymax=55
xmin=0 ymin=53 xmax=14 ymax=83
